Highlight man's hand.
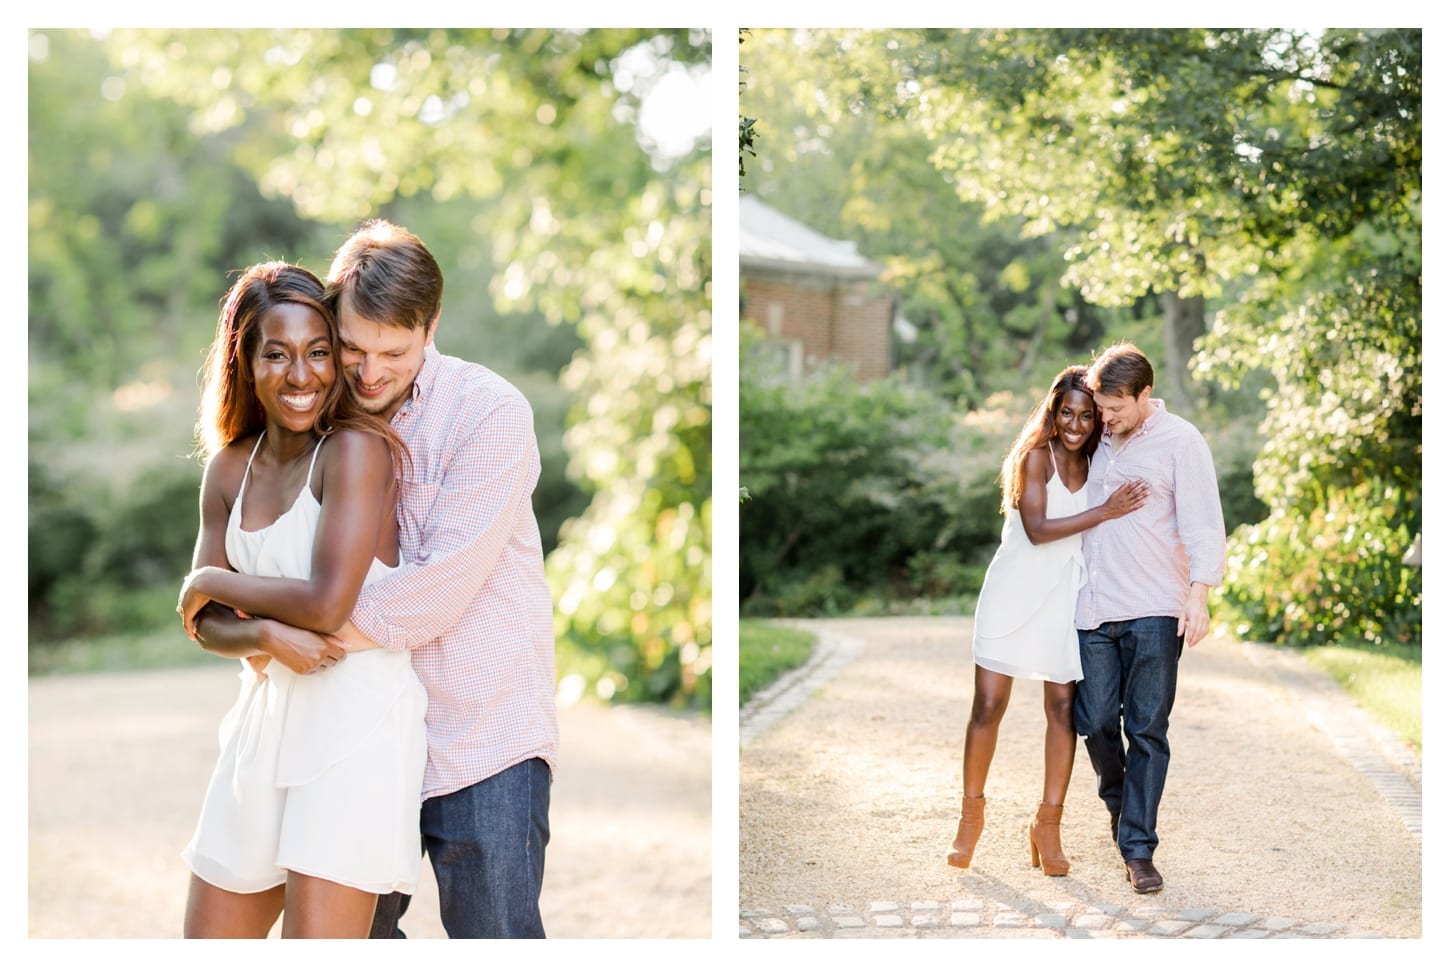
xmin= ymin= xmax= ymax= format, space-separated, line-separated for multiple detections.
xmin=1179 ymin=582 xmax=1211 ymax=648
xmin=258 ymin=621 xmax=349 ymax=675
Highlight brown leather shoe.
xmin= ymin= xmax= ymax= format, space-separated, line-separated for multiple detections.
xmin=1125 ymin=858 xmax=1163 ymax=893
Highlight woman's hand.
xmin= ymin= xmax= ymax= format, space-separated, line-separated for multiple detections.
xmin=1101 ymin=479 xmax=1150 ymax=520
xmin=177 ymin=567 xmax=221 ymax=640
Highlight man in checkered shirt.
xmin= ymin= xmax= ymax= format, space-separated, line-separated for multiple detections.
xmin=1073 ymin=342 xmax=1226 ymax=897
xmin=323 ymin=220 xmax=560 ymax=938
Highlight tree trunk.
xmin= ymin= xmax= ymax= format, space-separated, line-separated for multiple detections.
xmin=1161 ymin=290 xmax=1205 ymax=411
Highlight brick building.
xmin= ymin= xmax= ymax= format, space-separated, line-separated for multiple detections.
xmin=739 ymin=195 xmax=895 ymax=381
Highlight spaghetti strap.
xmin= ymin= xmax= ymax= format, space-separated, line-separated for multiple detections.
xmin=304 ymin=436 xmax=325 ymax=489
xmin=1046 ymin=439 xmax=1061 ymax=481
xmin=237 ymin=432 xmax=266 ymax=506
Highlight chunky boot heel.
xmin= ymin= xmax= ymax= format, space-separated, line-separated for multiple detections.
xmin=1029 ymin=801 xmax=1070 ymax=876
xmin=946 ymin=795 xmax=986 ymax=869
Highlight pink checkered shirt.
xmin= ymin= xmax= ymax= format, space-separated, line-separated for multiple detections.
xmin=351 ymin=345 xmax=559 ymax=799
xmin=1075 ymin=399 xmax=1226 ymax=631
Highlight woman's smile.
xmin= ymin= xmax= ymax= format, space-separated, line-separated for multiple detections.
xmin=279 ymin=390 xmax=321 ymax=412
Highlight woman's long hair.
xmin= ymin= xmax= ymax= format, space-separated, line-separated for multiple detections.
xmin=999 ymin=365 xmax=1101 ymax=514
xmin=195 ymin=261 xmax=408 ymax=474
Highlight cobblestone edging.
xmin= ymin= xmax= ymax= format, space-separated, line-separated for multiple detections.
xmin=1243 ymin=640 xmax=1421 ymax=841
xmin=740 ymin=625 xmax=862 ymax=747
xmin=740 ymin=897 xmax=1382 ymax=939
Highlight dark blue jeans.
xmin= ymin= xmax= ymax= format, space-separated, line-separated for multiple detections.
xmin=369 ymin=757 xmax=552 ymax=938
xmin=1073 ymin=617 xmax=1182 ymax=862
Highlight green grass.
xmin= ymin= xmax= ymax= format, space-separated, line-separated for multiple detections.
xmin=29 ymin=624 xmax=216 ymax=677
xmin=1301 ymin=641 xmax=1421 ymax=753
xmin=740 ymin=619 xmax=817 ymax=707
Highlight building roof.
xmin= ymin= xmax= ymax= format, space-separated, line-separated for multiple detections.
xmin=739 ymin=195 xmax=881 ymax=279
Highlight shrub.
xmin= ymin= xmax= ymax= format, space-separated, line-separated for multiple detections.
xmin=1217 ymin=479 xmax=1420 ymax=647
xmin=740 ymin=325 xmax=1019 ymax=615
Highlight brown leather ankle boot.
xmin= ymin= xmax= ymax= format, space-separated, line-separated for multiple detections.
xmin=1029 ymin=801 xmax=1070 ymax=876
xmin=946 ymin=795 xmax=986 ymax=869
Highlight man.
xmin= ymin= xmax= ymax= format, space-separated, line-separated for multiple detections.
xmin=328 ymin=219 xmax=558 ymax=938
xmin=195 ymin=219 xmax=559 ymax=937
xmin=1073 ymin=342 xmax=1225 ymax=895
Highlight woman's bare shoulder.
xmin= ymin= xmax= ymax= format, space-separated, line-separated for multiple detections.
xmin=1023 ymin=442 xmax=1052 ymax=471
xmin=202 ymin=435 xmax=259 ymax=494
xmin=322 ymin=427 xmax=393 ymax=471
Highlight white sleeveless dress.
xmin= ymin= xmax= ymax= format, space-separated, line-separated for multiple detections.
xmin=181 ymin=434 xmax=428 ymax=895
xmin=971 ymin=445 xmax=1088 ymax=684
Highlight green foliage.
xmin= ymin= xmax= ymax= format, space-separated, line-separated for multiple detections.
xmin=1191 ymin=39 xmax=1422 ymax=648
xmin=27 ymin=31 xmax=320 ymax=397
xmin=531 ymin=128 xmax=712 ymax=712
xmin=823 ymin=27 xmax=1421 ymax=649
xmin=903 ymin=551 xmax=987 ymax=600
xmin=1217 ymin=481 xmax=1419 ymax=648
xmin=739 ymin=323 xmax=1017 ymax=616
xmin=739 ymin=619 xmax=815 ymax=707
xmin=28 ymin=29 xmax=711 ymax=708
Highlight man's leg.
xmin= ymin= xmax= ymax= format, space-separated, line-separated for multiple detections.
xmin=1073 ymin=624 xmax=1127 ymax=830
xmin=1116 ymin=616 xmax=1182 ymax=861
xmin=424 ymin=757 xmax=551 ymax=938
xmin=367 ymin=890 xmax=412 ymax=939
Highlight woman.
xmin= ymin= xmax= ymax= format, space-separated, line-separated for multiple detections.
xmin=175 ymin=261 xmax=427 ymax=937
xmin=946 ymin=366 xmax=1147 ymax=875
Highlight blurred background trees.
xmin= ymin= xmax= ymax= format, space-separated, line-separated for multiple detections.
xmin=28 ymin=28 xmax=712 ymax=709
xmin=739 ymin=28 xmax=1420 ymax=651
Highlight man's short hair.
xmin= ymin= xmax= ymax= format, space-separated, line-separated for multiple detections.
xmin=326 ymin=219 xmax=443 ymax=332
xmin=1087 ymin=342 xmax=1155 ymax=398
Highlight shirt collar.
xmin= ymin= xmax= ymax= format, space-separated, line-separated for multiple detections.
xmin=391 ymin=343 xmax=439 ymax=421
xmin=1103 ymin=397 xmax=1165 ymax=445
xmin=411 ymin=344 xmax=442 ymax=404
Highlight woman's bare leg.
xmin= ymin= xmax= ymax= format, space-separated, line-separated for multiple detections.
xmin=961 ymin=666 xmax=1014 ymax=796
xmin=1041 ymin=680 xmax=1077 ymax=806
xmin=183 ymin=874 xmax=284 ymax=938
xmin=281 ymin=872 xmax=379 ymax=938
xmin=947 ymin=666 xmax=1015 ymax=867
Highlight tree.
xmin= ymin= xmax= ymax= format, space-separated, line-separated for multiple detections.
xmin=739 ymin=28 xmax=1128 ymax=405
xmin=34 ymin=28 xmax=714 ymax=704
xmin=866 ymin=28 xmax=1421 ymax=645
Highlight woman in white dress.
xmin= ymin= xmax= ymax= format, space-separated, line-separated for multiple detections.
xmin=946 ymin=366 xmax=1148 ymax=876
xmin=174 ymin=262 xmax=427 ymax=937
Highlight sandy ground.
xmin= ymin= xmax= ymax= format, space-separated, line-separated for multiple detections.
xmin=27 ymin=662 xmax=710 ymax=940
xmin=739 ymin=616 xmax=1423 ymax=939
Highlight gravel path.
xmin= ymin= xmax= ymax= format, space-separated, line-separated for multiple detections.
xmin=739 ymin=616 xmax=1422 ymax=939
xmin=28 ymin=663 xmax=710 ymax=939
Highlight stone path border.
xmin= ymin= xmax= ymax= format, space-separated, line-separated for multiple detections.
xmin=740 ymin=622 xmax=861 ymax=746
xmin=1243 ymin=640 xmax=1421 ymax=841
xmin=739 ymin=897 xmax=1380 ymax=939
